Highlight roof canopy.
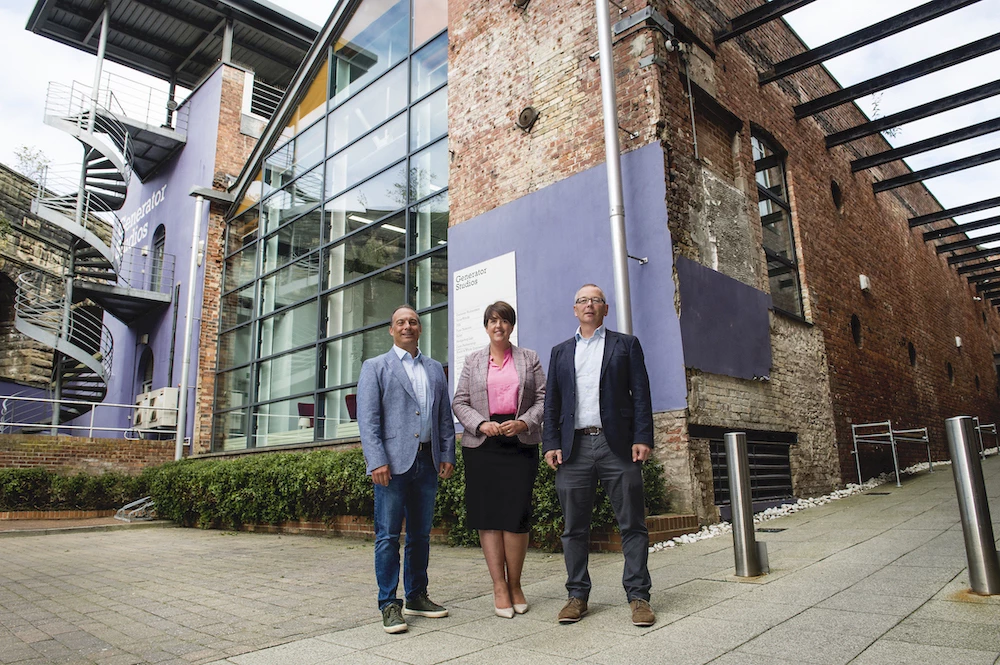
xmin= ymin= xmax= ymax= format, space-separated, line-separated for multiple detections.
xmin=26 ymin=0 xmax=319 ymax=89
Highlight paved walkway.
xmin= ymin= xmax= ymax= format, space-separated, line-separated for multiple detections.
xmin=2 ymin=455 xmax=1000 ymax=665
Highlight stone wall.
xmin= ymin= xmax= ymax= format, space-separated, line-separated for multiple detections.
xmin=0 ymin=164 xmax=65 ymax=388
xmin=0 ymin=434 xmax=173 ymax=474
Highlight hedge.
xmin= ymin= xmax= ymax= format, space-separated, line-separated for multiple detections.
xmin=0 ymin=467 xmax=151 ymax=510
xmin=149 ymin=447 xmax=668 ymax=550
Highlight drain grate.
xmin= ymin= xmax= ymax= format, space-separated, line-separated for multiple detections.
xmin=865 ymin=492 xmax=891 ymax=495
xmin=756 ymin=528 xmax=786 ymax=533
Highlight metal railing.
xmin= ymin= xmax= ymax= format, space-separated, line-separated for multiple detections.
xmin=45 ymin=81 xmax=134 ymax=182
xmin=116 ymin=246 xmax=177 ymax=294
xmin=34 ymin=164 xmax=126 ymax=271
xmin=94 ymin=71 xmax=190 ymax=134
xmin=0 ymin=394 xmax=177 ymax=438
xmin=851 ymin=420 xmax=933 ymax=488
xmin=250 ymin=78 xmax=284 ymax=120
xmin=15 ymin=271 xmax=114 ymax=381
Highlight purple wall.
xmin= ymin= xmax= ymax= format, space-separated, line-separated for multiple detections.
xmin=676 ymin=256 xmax=772 ymax=380
xmin=447 ymin=142 xmax=687 ymax=413
xmin=70 ymin=66 xmax=224 ymax=436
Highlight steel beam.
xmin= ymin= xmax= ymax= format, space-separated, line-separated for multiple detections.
xmin=760 ymin=0 xmax=980 ymax=85
xmin=910 ymin=196 xmax=1000 ymax=227
xmin=968 ymin=271 xmax=1000 ymax=284
xmin=924 ymin=214 xmax=1000 ymax=241
xmin=715 ymin=0 xmax=819 ymax=43
xmin=958 ymin=257 xmax=1000 ymax=274
xmin=796 ymin=33 xmax=1000 ymax=119
xmin=827 ymin=79 xmax=1000 ymax=148
xmin=937 ymin=230 xmax=1000 ymax=254
xmin=949 ymin=247 xmax=1000 ymax=264
xmin=854 ymin=117 xmax=1000 ymax=172
xmin=874 ymin=147 xmax=1000 ymax=194
xmin=976 ymin=280 xmax=1000 ymax=292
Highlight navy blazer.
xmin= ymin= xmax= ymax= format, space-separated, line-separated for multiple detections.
xmin=542 ymin=330 xmax=653 ymax=462
xmin=357 ymin=349 xmax=457 ymax=475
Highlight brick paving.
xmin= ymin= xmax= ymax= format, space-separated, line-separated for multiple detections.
xmin=2 ymin=456 xmax=1000 ymax=664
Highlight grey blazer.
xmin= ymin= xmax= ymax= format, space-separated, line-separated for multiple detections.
xmin=452 ymin=344 xmax=546 ymax=448
xmin=357 ymin=349 xmax=456 ymax=475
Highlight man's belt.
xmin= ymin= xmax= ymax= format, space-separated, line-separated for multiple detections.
xmin=575 ymin=427 xmax=602 ymax=436
xmin=418 ymin=441 xmax=433 ymax=453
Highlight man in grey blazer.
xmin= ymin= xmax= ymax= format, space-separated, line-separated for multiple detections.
xmin=357 ymin=304 xmax=456 ymax=634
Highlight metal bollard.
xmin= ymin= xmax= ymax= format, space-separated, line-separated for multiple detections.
xmin=945 ymin=416 xmax=1000 ymax=595
xmin=725 ymin=432 xmax=768 ymax=577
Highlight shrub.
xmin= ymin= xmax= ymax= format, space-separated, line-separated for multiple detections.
xmin=149 ymin=447 xmax=668 ymax=551
xmin=0 ymin=468 xmax=147 ymax=510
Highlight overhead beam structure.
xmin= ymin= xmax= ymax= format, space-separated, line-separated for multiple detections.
xmin=923 ymin=214 xmax=1000 ymax=241
xmin=873 ymin=147 xmax=1000 ymax=193
xmin=910 ymin=196 xmax=1000 ymax=227
xmin=794 ymin=33 xmax=1000 ymax=119
xmin=826 ymin=79 xmax=1000 ymax=148
xmin=958 ymin=257 xmax=1000 ymax=274
xmin=949 ymin=247 xmax=1000 ymax=265
xmin=852 ymin=117 xmax=1000 ymax=172
xmin=938 ymin=230 xmax=1000 ymax=254
xmin=715 ymin=0 xmax=819 ymax=43
xmin=759 ymin=0 xmax=979 ymax=84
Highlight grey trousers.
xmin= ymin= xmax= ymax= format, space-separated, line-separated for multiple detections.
xmin=555 ymin=431 xmax=651 ymax=602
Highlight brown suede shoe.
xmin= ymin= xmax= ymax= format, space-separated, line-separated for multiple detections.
xmin=630 ymin=599 xmax=655 ymax=626
xmin=557 ymin=597 xmax=588 ymax=623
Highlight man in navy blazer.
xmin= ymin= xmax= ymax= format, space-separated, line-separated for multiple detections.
xmin=543 ymin=284 xmax=656 ymax=627
xmin=358 ymin=304 xmax=456 ymax=634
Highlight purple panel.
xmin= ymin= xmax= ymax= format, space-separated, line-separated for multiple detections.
xmin=448 ymin=143 xmax=687 ymax=413
xmin=676 ymin=256 xmax=772 ymax=380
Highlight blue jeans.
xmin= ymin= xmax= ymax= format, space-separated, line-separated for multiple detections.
xmin=373 ymin=450 xmax=438 ymax=610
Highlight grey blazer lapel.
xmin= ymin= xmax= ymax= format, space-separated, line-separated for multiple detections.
xmin=387 ymin=352 xmax=418 ymax=403
xmin=513 ymin=345 xmax=527 ymax=416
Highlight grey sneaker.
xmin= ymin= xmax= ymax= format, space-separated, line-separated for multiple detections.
xmin=382 ymin=604 xmax=408 ymax=634
xmin=403 ymin=593 xmax=449 ymax=618
xmin=558 ymin=597 xmax=588 ymax=623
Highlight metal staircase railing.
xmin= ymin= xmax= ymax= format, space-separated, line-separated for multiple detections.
xmin=44 ymin=81 xmax=134 ymax=181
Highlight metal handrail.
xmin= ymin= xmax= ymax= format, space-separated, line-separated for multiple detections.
xmin=116 ymin=246 xmax=177 ymax=294
xmin=0 ymin=394 xmax=178 ymax=438
xmin=35 ymin=164 xmax=126 ymax=270
xmin=94 ymin=71 xmax=190 ymax=133
xmin=45 ymin=81 xmax=134 ymax=184
xmin=15 ymin=272 xmax=114 ymax=380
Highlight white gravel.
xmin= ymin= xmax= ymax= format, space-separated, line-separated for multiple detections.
xmin=649 ymin=449 xmax=998 ymax=553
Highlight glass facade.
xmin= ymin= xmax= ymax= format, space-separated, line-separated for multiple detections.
xmin=753 ymin=134 xmax=804 ymax=319
xmin=213 ymin=0 xmax=448 ymax=451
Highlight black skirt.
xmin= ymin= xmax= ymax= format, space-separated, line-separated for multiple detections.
xmin=463 ymin=414 xmax=538 ymax=533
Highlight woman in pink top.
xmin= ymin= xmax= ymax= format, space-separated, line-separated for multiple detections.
xmin=453 ymin=301 xmax=546 ymax=619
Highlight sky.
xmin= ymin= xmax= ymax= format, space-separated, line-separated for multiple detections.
xmin=1 ymin=0 xmax=999 ymax=232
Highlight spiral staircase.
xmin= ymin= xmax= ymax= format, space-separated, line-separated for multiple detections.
xmin=10 ymin=81 xmax=173 ymax=430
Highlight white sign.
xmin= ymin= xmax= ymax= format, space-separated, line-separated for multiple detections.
xmin=452 ymin=252 xmax=518 ymax=395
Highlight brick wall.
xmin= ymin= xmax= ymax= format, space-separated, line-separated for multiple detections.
xmin=193 ymin=65 xmax=261 ymax=455
xmin=0 ymin=434 xmax=173 ymax=474
xmin=667 ymin=0 xmax=1000 ymax=482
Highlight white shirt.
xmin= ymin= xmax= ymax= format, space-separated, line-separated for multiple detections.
xmin=574 ymin=325 xmax=606 ymax=429
xmin=393 ymin=345 xmax=431 ymax=442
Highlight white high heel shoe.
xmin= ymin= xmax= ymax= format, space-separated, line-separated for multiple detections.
xmin=495 ymin=606 xmax=515 ymax=619
xmin=513 ymin=603 xmax=529 ymax=615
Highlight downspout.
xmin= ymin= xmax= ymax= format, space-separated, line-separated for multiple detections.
xmin=595 ymin=0 xmax=633 ymax=334
xmin=175 ymin=196 xmax=205 ymax=460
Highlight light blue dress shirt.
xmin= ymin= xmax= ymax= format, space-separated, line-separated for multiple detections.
xmin=574 ymin=325 xmax=606 ymax=429
xmin=393 ymin=345 xmax=431 ymax=443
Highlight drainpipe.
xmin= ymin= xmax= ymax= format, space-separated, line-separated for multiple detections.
xmin=178 ymin=187 xmax=235 ymax=459
xmin=595 ymin=0 xmax=632 ymax=334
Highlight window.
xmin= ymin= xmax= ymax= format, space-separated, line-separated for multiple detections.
xmin=213 ymin=0 xmax=449 ymax=451
xmin=150 ymin=225 xmax=165 ymax=292
xmin=753 ymin=133 xmax=804 ymax=319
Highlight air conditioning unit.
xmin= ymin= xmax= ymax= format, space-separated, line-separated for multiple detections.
xmin=134 ymin=393 xmax=152 ymax=427
xmin=148 ymin=387 xmax=180 ymax=427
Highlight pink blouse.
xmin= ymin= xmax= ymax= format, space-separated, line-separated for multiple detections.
xmin=486 ymin=348 xmax=519 ymax=415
